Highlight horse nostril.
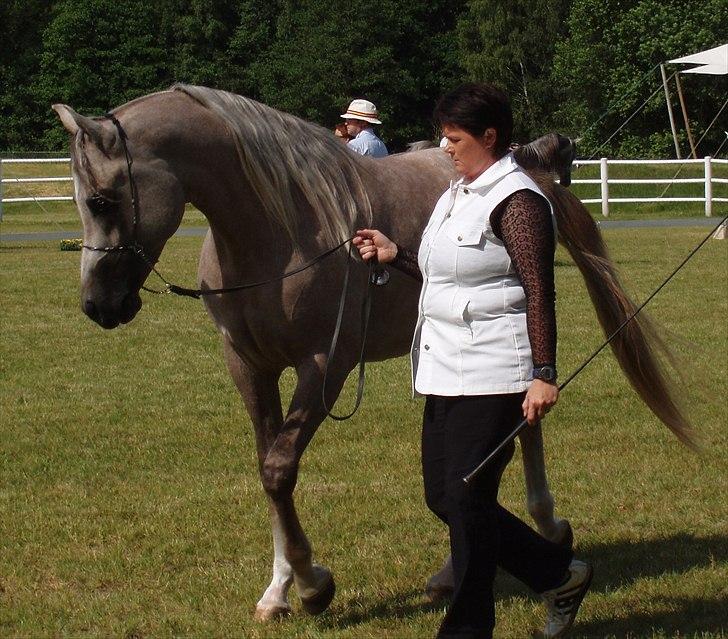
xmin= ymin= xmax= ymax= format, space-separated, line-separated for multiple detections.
xmin=84 ymin=299 xmax=98 ymax=318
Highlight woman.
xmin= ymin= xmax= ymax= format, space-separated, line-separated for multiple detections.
xmin=353 ymin=84 xmax=591 ymax=638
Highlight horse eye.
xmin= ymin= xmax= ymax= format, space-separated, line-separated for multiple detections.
xmin=86 ymin=193 xmax=117 ymax=215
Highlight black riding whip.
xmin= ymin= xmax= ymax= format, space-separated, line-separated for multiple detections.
xmin=462 ymin=214 xmax=727 ymax=485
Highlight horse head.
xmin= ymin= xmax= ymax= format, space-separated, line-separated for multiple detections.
xmin=53 ymin=104 xmax=186 ymax=328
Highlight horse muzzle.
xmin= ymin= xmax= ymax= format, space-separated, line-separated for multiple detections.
xmin=82 ymin=291 xmax=142 ymax=329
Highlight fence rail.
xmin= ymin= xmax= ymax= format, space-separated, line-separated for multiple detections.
xmin=572 ymin=157 xmax=727 ymax=216
xmin=2 ymin=156 xmax=727 ymax=219
xmin=0 ymin=159 xmax=73 ymax=217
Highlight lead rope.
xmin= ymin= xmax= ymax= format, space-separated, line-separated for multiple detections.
xmin=322 ymin=245 xmax=378 ymax=420
xmin=463 ymin=212 xmax=728 ymax=484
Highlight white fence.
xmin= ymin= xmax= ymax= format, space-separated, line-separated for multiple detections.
xmin=2 ymin=156 xmax=727 ymax=220
xmin=0 ymin=158 xmax=73 ymax=220
xmin=572 ymin=157 xmax=727 ymax=216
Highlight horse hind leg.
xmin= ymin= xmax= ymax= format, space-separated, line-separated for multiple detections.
xmin=518 ymin=424 xmax=573 ymax=547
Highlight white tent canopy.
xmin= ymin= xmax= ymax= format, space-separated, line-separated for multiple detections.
xmin=669 ymin=43 xmax=728 ymax=75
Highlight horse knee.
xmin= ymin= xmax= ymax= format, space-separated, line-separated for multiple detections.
xmin=261 ymin=455 xmax=298 ymax=498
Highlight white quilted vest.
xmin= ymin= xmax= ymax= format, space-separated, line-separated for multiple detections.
xmin=411 ymin=153 xmax=555 ymax=396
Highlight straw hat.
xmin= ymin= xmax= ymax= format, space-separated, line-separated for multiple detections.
xmin=340 ymin=99 xmax=382 ymax=125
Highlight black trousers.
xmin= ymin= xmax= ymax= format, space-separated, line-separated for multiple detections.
xmin=422 ymin=394 xmax=573 ymax=639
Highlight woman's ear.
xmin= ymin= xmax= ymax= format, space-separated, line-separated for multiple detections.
xmin=482 ymin=128 xmax=498 ymax=151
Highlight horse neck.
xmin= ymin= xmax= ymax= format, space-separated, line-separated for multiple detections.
xmin=129 ymin=94 xmax=293 ymax=266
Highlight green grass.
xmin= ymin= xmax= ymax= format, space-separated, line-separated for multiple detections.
xmin=1 ymin=228 xmax=727 ymax=637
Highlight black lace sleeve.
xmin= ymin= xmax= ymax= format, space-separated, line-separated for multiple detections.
xmin=490 ymin=189 xmax=556 ymax=368
xmin=390 ymin=244 xmax=423 ymax=282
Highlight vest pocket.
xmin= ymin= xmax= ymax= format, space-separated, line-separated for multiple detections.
xmin=445 ymin=225 xmax=484 ymax=247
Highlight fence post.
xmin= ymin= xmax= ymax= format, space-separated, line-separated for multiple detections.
xmin=0 ymin=159 xmax=4 ymax=222
xmin=600 ymin=157 xmax=609 ymax=217
xmin=704 ymin=156 xmax=712 ymax=217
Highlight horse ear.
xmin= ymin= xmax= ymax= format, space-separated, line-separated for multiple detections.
xmin=52 ymin=104 xmax=117 ymax=152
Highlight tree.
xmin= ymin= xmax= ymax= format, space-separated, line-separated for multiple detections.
xmin=29 ymin=0 xmax=272 ymax=150
xmin=551 ymin=0 xmax=728 ymax=157
xmin=243 ymin=0 xmax=465 ymax=151
xmin=34 ymin=0 xmax=171 ymax=148
xmin=457 ymin=0 xmax=571 ymax=142
xmin=4 ymin=0 xmax=464 ymax=152
xmin=0 ymin=0 xmax=54 ymax=152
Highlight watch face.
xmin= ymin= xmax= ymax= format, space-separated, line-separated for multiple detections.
xmin=535 ymin=366 xmax=556 ymax=381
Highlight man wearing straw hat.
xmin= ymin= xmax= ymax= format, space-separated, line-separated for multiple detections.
xmin=341 ymin=98 xmax=389 ymax=158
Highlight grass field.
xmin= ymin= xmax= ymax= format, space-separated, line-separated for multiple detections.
xmin=1 ymin=223 xmax=727 ymax=637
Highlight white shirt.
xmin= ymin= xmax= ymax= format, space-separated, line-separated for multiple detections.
xmin=411 ymin=153 xmax=554 ymax=396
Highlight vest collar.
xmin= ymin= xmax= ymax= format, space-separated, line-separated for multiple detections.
xmin=451 ymin=152 xmax=519 ymax=192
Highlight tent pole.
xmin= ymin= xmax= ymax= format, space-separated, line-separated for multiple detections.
xmin=675 ymin=72 xmax=697 ymax=159
xmin=660 ymin=64 xmax=682 ymax=158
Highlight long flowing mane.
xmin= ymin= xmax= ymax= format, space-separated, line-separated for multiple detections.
xmin=172 ymin=84 xmax=372 ymax=247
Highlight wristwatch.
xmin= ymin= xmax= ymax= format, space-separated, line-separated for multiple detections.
xmin=532 ymin=365 xmax=557 ymax=383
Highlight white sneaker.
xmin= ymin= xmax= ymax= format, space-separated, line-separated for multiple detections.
xmin=541 ymin=559 xmax=593 ymax=638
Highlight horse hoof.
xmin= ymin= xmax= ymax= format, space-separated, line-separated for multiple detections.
xmin=254 ymin=603 xmax=291 ymax=622
xmin=425 ymin=583 xmax=453 ymax=604
xmin=300 ymin=573 xmax=336 ymax=615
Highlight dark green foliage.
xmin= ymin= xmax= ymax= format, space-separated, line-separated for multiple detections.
xmin=2 ymin=0 xmax=279 ymax=151
xmin=36 ymin=0 xmax=168 ymax=149
xmin=1 ymin=1 xmax=726 ymax=157
xmin=457 ymin=0 xmax=571 ymax=142
xmin=244 ymin=0 xmax=465 ymax=151
xmin=0 ymin=1 xmax=54 ymax=152
xmin=1 ymin=0 xmax=463 ymax=153
xmin=551 ymin=0 xmax=728 ymax=158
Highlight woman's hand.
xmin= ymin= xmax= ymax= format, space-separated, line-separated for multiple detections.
xmin=522 ymin=379 xmax=559 ymax=426
xmin=352 ymin=229 xmax=398 ymax=263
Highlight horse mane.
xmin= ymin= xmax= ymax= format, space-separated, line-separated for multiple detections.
xmin=171 ymin=84 xmax=372 ymax=247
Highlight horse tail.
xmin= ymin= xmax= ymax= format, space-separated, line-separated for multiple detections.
xmin=513 ymin=133 xmax=576 ymax=186
xmin=533 ymin=173 xmax=696 ymax=449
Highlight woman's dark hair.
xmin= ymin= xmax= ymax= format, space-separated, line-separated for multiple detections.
xmin=434 ymin=83 xmax=513 ymax=156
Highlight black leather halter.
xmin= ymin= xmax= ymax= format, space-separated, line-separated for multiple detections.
xmin=81 ymin=113 xmax=170 ymax=293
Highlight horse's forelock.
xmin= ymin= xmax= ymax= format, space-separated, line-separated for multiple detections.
xmin=171 ymin=84 xmax=372 ymax=247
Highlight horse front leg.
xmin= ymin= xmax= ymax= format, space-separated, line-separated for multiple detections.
xmin=518 ymin=423 xmax=573 ymax=547
xmin=221 ymin=342 xmax=295 ymax=620
xmin=260 ymin=353 xmax=350 ymax=616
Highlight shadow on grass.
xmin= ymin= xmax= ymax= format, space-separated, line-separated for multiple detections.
xmin=315 ymin=533 xmax=727 ymax=634
xmin=314 ymin=587 xmax=441 ymax=631
xmin=573 ymin=593 xmax=728 ymax=636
